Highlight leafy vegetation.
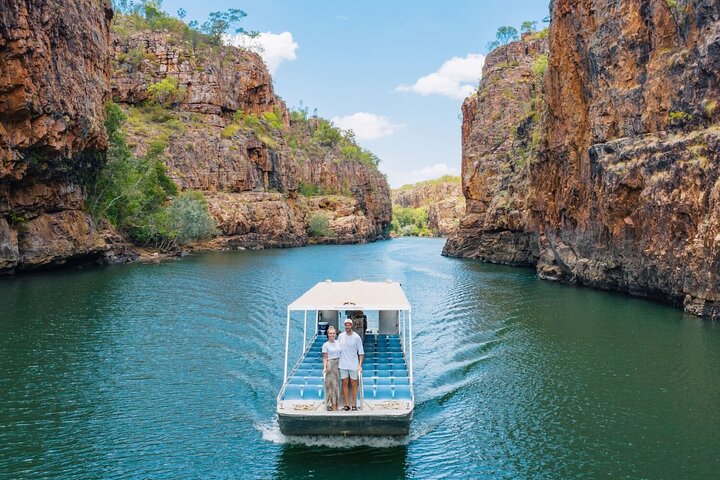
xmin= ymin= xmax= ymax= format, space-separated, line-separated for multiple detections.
xmin=667 ymin=110 xmax=693 ymax=128
xmin=391 ymin=206 xmax=432 ymax=237
xmin=521 ymin=21 xmax=537 ymax=35
xmin=287 ymin=106 xmax=381 ymax=170
xmin=487 ymin=26 xmax=519 ymax=54
xmin=193 ymin=8 xmax=259 ymax=46
xmin=221 ymin=109 xmax=285 ymax=148
xmin=147 ymin=78 xmax=186 ymax=107
xmin=88 ymin=103 xmax=216 ymax=250
xmin=111 ymin=0 xmax=257 ymax=53
xmin=307 ymin=212 xmax=336 ymax=238
xmin=532 ymin=54 xmax=548 ymax=78
xmin=396 ymin=175 xmax=461 ymax=191
xmin=161 ymin=191 xmax=217 ymax=245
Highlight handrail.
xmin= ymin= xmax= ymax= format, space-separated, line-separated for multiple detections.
xmin=358 ymin=371 xmax=364 ymax=410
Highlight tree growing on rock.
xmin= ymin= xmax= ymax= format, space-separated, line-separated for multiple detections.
xmin=201 ymin=9 xmax=259 ymax=46
xmin=487 ymin=26 xmax=518 ymax=65
xmin=521 ymin=20 xmax=537 ymax=35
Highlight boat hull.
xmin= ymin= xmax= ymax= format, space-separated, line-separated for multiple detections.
xmin=278 ymin=410 xmax=412 ymax=436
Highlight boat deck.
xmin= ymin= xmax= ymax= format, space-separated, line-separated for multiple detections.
xmin=281 ymin=333 xmax=412 ymax=404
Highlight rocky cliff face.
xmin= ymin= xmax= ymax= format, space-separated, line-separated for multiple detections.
xmin=112 ymin=25 xmax=390 ymax=248
xmin=448 ymin=0 xmax=720 ymax=318
xmin=533 ymin=0 xmax=720 ymax=317
xmin=393 ymin=179 xmax=464 ymax=236
xmin=0 ymin=0 xmax=118 ymax=274
xmin=443 ymin=37 xmax=547 ymax=264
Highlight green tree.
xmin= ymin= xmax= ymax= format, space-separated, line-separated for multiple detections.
xmin=161 ymin=191 xmax=217 ymax=245
xmin=177 ymin=8 xmax=186 ymax=19
xmin=487 ymin=26 xmax=519 ymax=64
xmin=88 ymin=103 xmax=178 ymax=246
xmin=391 ymin=206 xmax=431 ymax=236
xmin=521 ymin=20 xmax=537 ymax=35
xmin=201 ymin=9 xmax=258 ymax=46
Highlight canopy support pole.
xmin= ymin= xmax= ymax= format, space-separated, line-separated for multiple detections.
xmin=302 ymin=310 xmax=308 ymax=352
xmin=283 ymin=308 xmax=291 ymax=383
xmin=408 ymin=310 xmax=413 ymax=385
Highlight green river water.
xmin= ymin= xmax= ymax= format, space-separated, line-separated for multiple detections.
xmin=1 ymin=237 xmax=719 ymax=479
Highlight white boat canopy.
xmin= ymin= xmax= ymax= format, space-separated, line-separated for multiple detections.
xmin=288 ymin=280 xmax=411 ymax=311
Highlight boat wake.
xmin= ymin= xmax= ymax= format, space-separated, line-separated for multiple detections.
xmin=255 ymin=419 xmax=431 ymax=448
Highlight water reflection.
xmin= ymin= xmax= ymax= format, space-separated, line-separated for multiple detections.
xmin=2 ymin=238 xmax=720 ymax=478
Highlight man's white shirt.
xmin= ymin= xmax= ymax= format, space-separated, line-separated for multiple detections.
xmin=338 ymin=331 xmax=364 ymax=370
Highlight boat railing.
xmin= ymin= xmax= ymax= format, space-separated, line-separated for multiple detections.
xmin=359 ymin=371 xmax=364 ymax=409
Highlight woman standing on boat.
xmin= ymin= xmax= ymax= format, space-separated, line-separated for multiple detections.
xmin=322 ymin=326 xmax=341 ymax=411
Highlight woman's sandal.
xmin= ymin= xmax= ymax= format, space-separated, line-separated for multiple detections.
xmin=351 ymin=406 xmax=358 ymax=411
xmin=342 ymin=406 xmax=351 ymax=411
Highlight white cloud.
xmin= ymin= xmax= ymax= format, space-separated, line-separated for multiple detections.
xmin=385 ymin=162 xmax=460 ymax=188
xmin=408 ymin=163 xmax=460 ymax=182
xmin=224 ymin=32 xmax=298 ymax=75
xmin=331 ymin=112 xmax=404 ymax=140
xmin=396 ymin=53 xmax=485 ymax=100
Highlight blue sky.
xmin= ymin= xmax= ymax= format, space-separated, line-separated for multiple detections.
xmin=160 ymin=0 xmax=550 ymax=187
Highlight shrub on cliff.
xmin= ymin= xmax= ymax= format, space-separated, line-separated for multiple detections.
xmin=307 ymin=212 xmax=336 ymax=238
xmin=159 ymin=191 xmax=217 ymax=245
xmin=224 ymin=109 xmax=283 ymax=148
xmin=288 ymin=111 xmax=381 ymax=169
xmin=147 ymin=78 xmax=186 ymax=107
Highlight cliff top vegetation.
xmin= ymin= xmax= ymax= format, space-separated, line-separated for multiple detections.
xmin=396 ymin=175 xmax=461 ymax=191
xmin=111 ymin=0 xmax=256 ymax=48
xmin=287 ymin=105 xmax=382 ymax=170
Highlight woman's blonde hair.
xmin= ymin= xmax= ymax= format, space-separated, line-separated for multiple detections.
xmin=327 ymin=326 xmax=336 ymax=334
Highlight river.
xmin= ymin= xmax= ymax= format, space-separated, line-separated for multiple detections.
xmin=1 ymin=237 xmax=719 ymax=479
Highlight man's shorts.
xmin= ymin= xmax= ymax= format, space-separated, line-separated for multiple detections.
xmin=340 ymin=368 xmax=358 ymax=380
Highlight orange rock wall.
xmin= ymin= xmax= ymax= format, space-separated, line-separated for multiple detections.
xmin=0 ymin=0 xmax=115 ymax=274
xmin=112 ymin=29 xmax=391 ymax=248
xmin=443 ymin=37 xmax=547 ymax=263
xmin=532 ymin=0 xmax=720 ymax=316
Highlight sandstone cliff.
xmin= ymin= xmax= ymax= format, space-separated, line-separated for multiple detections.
xmin=0 ymin=0 xmax=121 ymax=274
xmin=534 ymin=0 xmax=720 ymax=317
xmin=447 ymin=1 xmax=720 ymax=318
xmin=111 ymin=20 xmax=390 ymax=248
xmin=0 ymin=6 xmax=391 ymax=274
xmin=392 ymin=177 xmax=464 ymax=236
xmin=443 ymin=36 xmax=547 ymax=264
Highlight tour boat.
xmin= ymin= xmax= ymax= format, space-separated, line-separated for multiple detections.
xmin=277 ymin=280 xmax=414 ymax=436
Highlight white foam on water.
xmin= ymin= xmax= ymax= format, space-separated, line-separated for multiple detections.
xmin=255 ymin=419 xmax=431 ymax=448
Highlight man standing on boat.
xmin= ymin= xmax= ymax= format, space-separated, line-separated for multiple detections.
xmin=338 ymin=318 xmax=364 ymax=411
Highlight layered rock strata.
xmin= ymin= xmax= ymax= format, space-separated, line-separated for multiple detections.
xmin=112 ymin=27 xmax=390 ymax=247
xmin=448 ymin=0 xmax=720 ymax=318
xmin=393 ymin=179 xmax=464 ymax=236
xmin=443 ymin=37 xmax=547 ymax=264
xmin=533 ymin=0 xmax=720 ymax=316
xmin=0 ymin=0 xmax=117 ymax=274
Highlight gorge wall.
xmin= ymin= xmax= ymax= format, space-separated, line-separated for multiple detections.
xmin=447 ymin=0 xmax=720 ymax=318
xmin=0 ymin=0 xmax=118 ymax=274
xmin=0 ymin=5 xmax=391 ymax=274
xmin=443 ymin=36 xmax=547 ymax=265
xmin=111 ymin=24 xmax=390 ymax=249
xmin=392 ymin=178 xmax=464 ymax=236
